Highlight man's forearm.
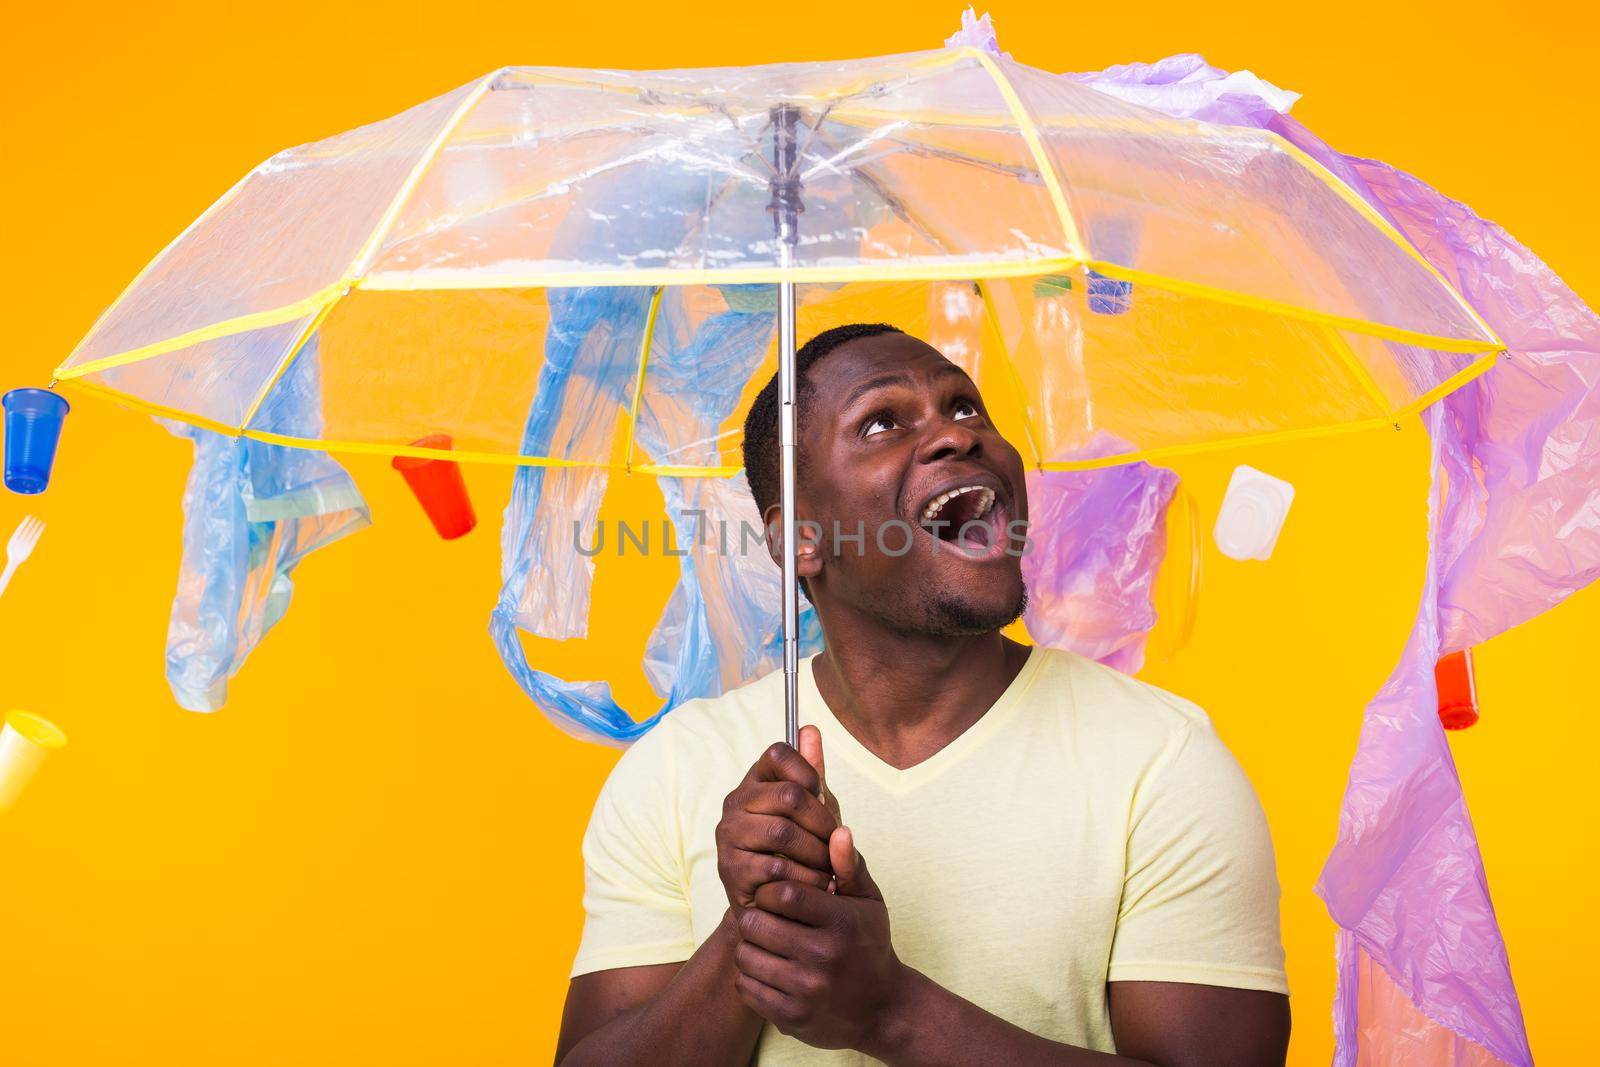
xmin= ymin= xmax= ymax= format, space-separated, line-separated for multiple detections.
xmin=862 ymin=967 xmax=1156 ymax=1067
xmin=559 ymin=911 xmax=764 ymax=1067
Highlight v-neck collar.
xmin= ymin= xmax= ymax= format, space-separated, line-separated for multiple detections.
xmin=799 ymin=645 xmax=1049 ymax=795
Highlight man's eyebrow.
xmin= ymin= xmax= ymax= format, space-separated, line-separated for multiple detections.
xmin=838 ymin=364 xmax=968 ymax=413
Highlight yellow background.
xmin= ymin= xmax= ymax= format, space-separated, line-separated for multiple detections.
xmin=2 ymin=2 xmax=1596 ymax=1062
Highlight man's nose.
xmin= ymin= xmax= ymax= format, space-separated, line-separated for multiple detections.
xmin=917 ymin=416 xmax=983 ymax=464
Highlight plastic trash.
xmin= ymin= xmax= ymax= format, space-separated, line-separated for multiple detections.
xmin=0 ymin=710 xmax=66 ymax=814
xmin=1087 ymin=215 xmax=1141 ymax=315
xmin=1021 ymin=433 xmax=1179 ymax=674
xmin=1435 ymin=649 xmax=1480 ymax=730
xmin=393 ymin=434 xmax=477 ymax=540
xmin=1213 ymin=464 xmax=1295 ymax=561
xmin=3 ymin=388 xmax=68 ymax=495
xmin=1086 ymin=271 xmax=1133 ymax=315
xmin=164 ymin=337 xmax=370 ymax=712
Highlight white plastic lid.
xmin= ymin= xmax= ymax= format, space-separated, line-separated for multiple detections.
xmin=1213 ymin=465 xmax=1295 ymax=561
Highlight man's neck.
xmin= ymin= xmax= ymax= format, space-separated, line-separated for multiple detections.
xmin=809 ymin=611 xmax=1031 ymax=772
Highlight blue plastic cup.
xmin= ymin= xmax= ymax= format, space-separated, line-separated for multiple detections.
xmin=1087 ymin=270 xmax=1134 ymax=315
xmin=3 ymin=388 xmax=69 ymax=495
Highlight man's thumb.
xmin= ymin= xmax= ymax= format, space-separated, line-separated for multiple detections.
xmin=829 ymin=826 xmax=881 ymax=901
xmin=798 ymin=724 xmax=826 ymax=780
xmin=798 ymin=725 xmax=842 ymax=822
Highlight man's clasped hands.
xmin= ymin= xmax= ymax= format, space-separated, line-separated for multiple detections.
xmin=714 ymin=725 xmax=910 ymax=1052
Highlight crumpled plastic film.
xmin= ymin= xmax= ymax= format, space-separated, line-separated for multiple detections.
xmin=1021 ymin=434 xmax=1178 ymax=674
xmin=1311 ymin=157 xmax=1598 ymax=1067
xmin=635 ymin=289 xmax=823 ymax=698
xmin=489 ymin=285 xmax=656 ymax=743
xmin=1361 ymin=157 xmax=1600 ymax=651
xmin=164 ymin=338 xmax=370 ymax=711
xmin=495 ymin=285 xmax=654 ymax=643
xmin=1343 ymin=934 xmax=1507 ymax=1067
xmin=491 ymin=282 xmax=823 ymax=744
xmin=1318 ymin=406 xmax=1532 ymax=1067
xmin=643 ymin=474 xmax=824 ymax=705
xmin=1064 ymin=43 xmax=1600 ymax=1067
xmin=486 ymin=151 xmax=816 ymax=743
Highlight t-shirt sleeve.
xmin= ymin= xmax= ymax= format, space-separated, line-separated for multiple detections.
xmin=1107 ymin=717 xmax=1288 ymax=994
xmin=569 ymin=725 xmax=698 ymax=978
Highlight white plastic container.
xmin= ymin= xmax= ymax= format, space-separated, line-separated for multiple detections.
xmin=0 ymin=710 xmax=67 ymax=815
xmin=1213 ymin=465 xmax=1295 ymax=561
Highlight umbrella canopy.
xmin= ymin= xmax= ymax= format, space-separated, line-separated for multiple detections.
xmin=55 ymin=46 xmax=1503 ymax=478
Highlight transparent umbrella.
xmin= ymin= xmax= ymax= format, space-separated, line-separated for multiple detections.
xmin=52 ymin=46 xmax=1504 ymax=744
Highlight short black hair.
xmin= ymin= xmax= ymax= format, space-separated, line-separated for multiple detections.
xmin=742 ymin=322 xmax=903 ymax=518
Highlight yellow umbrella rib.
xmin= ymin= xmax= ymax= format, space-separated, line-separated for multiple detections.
xmin=1037 ymin=348 xmax=1501 ymax=472
xmin=60 ymin=346 xmax=1501 ymax=477
xmin=52 ymin=259 xmax=1085 ymax=382
xmin=53 ymin=281 xmax=348 ymax=381
xmin=237 ymin=69 xmax=503 ymax=434
xmin=1085 ymin=261 xmax=1502 ymax=355
xmin=236 ymin=291 xmax=345 ymax=432
xmin=623 ymin=287 xmax=665 ymax=473
xmin=346 ymin=69 xmax=505 ymax=280
xmin=1390 ymin=349 xmax=1504 ymax=420
xmin=59 ymin=168 xmax=258 ymax=376
xmin=964 ymin=48 xmax=1087 ymax=262
xmin=973 ymin=281 xmax=1044 ymax=470
xmin=57 ymin=254 xmax=1498 ymax=384
xmin=55 ymin=377 xmax=743 ymax=476
xmin=55 ymin=72 xmax=502 ymax=390
xmin=1323 ymin=326 xmax=1394 ymax=417
xmin=1265 ymin=130 xmax=1502 ymax=348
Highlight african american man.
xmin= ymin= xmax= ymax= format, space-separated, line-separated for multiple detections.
xmin=554 ymin=323 xmax=1290 ymax=1066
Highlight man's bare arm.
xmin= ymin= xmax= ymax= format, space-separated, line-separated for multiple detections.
xmin=554 ymin=910 xmax=763 ymax=1067
xmin=732 ymin=835 xmax=1289 ymax=1067
xmin=558 ymin=737 xmax=838 ymax=1066
xmin=858 ymin=972 xmax=1288 ymax=1067
xmin=1108 ymin=981 xmax=1289 ymax=1067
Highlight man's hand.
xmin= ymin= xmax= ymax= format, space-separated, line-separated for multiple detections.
xmin=715 ymin=728 xmax=839 ymax=909
xmin=731 ymin=826 xmax=907 ymax=1052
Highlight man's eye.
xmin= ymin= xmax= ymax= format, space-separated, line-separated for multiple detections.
xmin=863 ymin=413 xmax=897 ymax=437
xmin=953 ymin=400 xmax=979 ymax=420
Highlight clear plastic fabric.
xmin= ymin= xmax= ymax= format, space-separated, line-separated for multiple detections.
xmin=59 ymin=47 xmax=1500 ymax=472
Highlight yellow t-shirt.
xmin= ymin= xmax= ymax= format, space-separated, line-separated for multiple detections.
xmin=571 ymin=647 xmax=1287 ymax=1063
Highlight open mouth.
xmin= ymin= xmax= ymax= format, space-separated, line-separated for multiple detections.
xmin=917 ymin=482 xmax=1010 ymax=561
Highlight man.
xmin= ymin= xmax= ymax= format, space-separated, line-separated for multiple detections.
xmin=554 ymin=323 xmax=1290 ymax=1066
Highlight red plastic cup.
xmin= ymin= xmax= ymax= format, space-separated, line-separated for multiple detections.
xmin=1435 ymin=649 xmax=1479 ymax=730
xmin=392 ymin=434 xmax=476 ymax=540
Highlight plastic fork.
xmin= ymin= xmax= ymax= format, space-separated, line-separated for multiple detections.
xmin=0 ymin=516 xmax=45 ymax=600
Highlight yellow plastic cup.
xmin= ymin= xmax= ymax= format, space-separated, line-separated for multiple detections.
xmin=0 ymin=710 xmax=67 ymax=814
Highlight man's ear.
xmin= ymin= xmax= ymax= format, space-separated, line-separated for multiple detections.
xmin=762 ymin=502 xmax=824 ymax=583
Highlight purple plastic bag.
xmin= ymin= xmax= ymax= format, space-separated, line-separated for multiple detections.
xmin=1067 ymin=43 xmax=1600 ymax=1066
xmin=1021 ymin=434 xmax=1178 ymax=674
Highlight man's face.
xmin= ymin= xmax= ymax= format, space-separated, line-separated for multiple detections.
xmin=790 ymin=332 xmax=1029 ymax=637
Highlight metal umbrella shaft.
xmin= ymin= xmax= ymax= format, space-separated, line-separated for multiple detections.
xmin=770 ymin=104 xmax=802 ymax=748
